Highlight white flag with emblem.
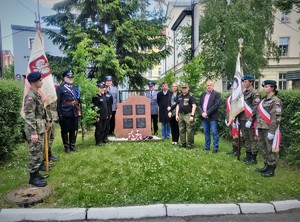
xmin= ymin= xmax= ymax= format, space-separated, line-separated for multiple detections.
xmin=21 ymin=28 xmax=57 ymax=117
xmin=227 ymin=51 xmax=244 ymax=125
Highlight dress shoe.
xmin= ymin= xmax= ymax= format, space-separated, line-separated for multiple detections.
xmin=186 ymin=145 xmax=194 ymax=149
xmin=212 ymin=150 xmax=218 ymax=153
xmin=50 ymin=155 xmax=59 ymax=162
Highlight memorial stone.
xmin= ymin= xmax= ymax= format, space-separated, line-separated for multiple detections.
xmin=115 ymin=96 xmax=151 ymax=138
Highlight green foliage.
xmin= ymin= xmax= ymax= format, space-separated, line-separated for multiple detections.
xmin=200 ymin=0 xmax=280 ymax=80
xmin=43 ymin=0 xmax=171 ymax=88
xmin=3 ymin=64 xmax=15 ymax=80
xmin=1 ymin=127 xmax=300 ymax=208
xmin=71 ymin=38 xmax=98 ymax=141
xmin=156 ymin=70 xmax=178 ymax=89
xmin=274 ymin=0 xmax=300 ymax=26
xmin=0 ymin=80 xmax=24 ymax=162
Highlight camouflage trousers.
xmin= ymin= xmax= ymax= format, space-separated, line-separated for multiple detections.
xmin=47 ymin=124 xmax=55 ymax=156
xmin=257 ymin=129 xmax=279 ymax=165
xmin=178 ymin=113 xmax=195 ymax=146
xmin=26 ymin=133 xmax=45 ymax=173
xmin=240 ymin=120 xmax=258 ymax=153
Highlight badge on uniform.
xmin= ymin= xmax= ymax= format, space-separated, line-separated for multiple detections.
xmin=255 ymin=94 xmax=260 ymax=103
xmin=275 ymin=103 xmax=282 ymax=114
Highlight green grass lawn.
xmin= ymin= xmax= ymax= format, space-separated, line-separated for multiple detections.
xmin=1 ymin=127 xmax=300 ymax=208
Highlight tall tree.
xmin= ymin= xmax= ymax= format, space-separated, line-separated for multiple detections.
xmin=200 ymin=0 xmax=280 ymax=80
xmin=43 ymin=0 xmax=171 ymax=89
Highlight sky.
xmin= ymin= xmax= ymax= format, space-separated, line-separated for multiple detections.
xmin=0 ymin=0 xmax=63 ymax=53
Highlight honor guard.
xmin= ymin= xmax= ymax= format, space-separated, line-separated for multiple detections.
xmin=24 ymin=72 xmax=48 ymax=187
xmin=56 ymin=70 xmax=81 ymax=153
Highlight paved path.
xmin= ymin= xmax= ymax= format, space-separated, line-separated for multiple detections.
xmin=1 ymin=199 xmax=300 ymax=222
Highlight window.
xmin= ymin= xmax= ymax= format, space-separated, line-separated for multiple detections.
xmin=280 ymin=12 xmax=290 ymax=23
xmin=158 ymin=67 xmax=162 ymax=76
xmin=28 ymin=37 xmax=35 ymax=49
xmin=279 ymin=73 xmax=287 ymax=90
xmin=279 ymin=37 xmax=289 ymax=56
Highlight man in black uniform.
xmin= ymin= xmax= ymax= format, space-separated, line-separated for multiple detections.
xmin=104 ymin=82 xmax=113 ymax=142
xmin=56 ymin=70 xmax=81 ymax=153
xmin=92 ymin=82 xmax=110 ymax=146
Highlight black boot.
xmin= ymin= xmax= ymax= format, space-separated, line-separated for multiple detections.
xmin=69 ymin=131 xmax=77 ymax=152
xmin=246 ymin=153 xmax=257 ymax=165
xmin=255 ymin=162 xmax=268 ymax=173
xmin=37 ymin=171 xmax=49 ymax=179
xmin=242 ymin=151 xmax=252 ymax=162
xmin=226 ymin=145 xmax=237 ymax=156
xmin=261 ymin=165 xmax=276 ymax=177
xmin=61 ymin=132 xmax=70 ymax=153
xmin=29 ymin=171 xmax=47 ymax=187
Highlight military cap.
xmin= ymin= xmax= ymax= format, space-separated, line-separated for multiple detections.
xmin=242 ymin=74 xmax=254 ymax=81
xmin=148 ymin=81 xmax=155 ymax=87
xmin=97 ymin=82 xmax=106 ymax=88
xmin=105 ymin=75 xmax=113 ymax=81
xmin=181 ymin=83 xmax=189 ymax=88
xmin=262 ymin=80 xmax=277 ymax=87
xmin=27 ymin=71 xmax=42 ymax=83
xmin=63 ymin=70 xmax=74 ymax=78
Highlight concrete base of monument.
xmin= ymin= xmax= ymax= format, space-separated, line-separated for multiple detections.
xmin=108 ymin=135 xmax=163 ymax=142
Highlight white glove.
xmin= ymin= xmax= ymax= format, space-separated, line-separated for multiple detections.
xmin=224 ymin=119 xmax=228 ymax=125
xmin=245 ymin=120 xmax=252 ymax=128
xmin=267 ymin=133 xmax=274 ymax=140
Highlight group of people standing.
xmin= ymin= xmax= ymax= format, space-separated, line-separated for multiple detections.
xmin=226 ymin=75 xmax=282 ymax=177
xmin=23 ymin=70 xmax=282 ymax=188
xmin=23 ymin=70 xmax=119 ymax=187
xmin=145 ymin=80 xmax=221 ymax=152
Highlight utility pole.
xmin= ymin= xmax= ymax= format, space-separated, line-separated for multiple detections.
xmin=0 ymin=19 xmax=4 ymax=78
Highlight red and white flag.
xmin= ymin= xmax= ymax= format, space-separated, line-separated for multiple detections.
xmin=227 ymin=52 xmax=244 ymax=125
xmin=21 ymin=28 xmax=57 ymax=117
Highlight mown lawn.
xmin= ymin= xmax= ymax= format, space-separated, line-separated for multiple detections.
xmin=1 ymin=126 xmax=300 ymax=208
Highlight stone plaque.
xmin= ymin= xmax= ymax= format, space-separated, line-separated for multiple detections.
xmin=123 ymin=118 xmax=133 ymax=129
xmin=136 ymin=118 xmax=146 ymax=128
xmin=123 ymin=105 xmax=133 ymax=115
xmin=115 ymin=96 xmax=151 ymax=138
xmin=136 ymin=104 xmax=145 ymax=115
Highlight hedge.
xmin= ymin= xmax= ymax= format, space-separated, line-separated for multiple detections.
xmin=0 ymin=79 xmax=24 ymax=162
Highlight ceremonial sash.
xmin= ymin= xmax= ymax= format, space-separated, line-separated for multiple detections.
xmin=226 ymin=96 xmax=231 ymax=116
xmin=244 ymin=101 xmax=253 ymax=118
xmin=257 ymin=100 xmax=271 ymax=125
xmin=272 ymin=126 xmax=281 ymax=152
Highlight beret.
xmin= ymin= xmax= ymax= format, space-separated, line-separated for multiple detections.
xmin=97 ymin=82 xmax=106 ymax=88
xmin=242 ymin=74 xmax=254 ymax=81
xmin=262 ymin=80 xmax=277 ymax=87
xmin=105 ymin=76 xmax=113 ymax=81
xmin=63 ymin=70 xmax=74 ymax=78
xmin=148 ymin=81 xmax=155 ymax=87
xmin=27 ymin=72 xmax=42 ymax=83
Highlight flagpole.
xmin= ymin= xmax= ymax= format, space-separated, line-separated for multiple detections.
xmin=237 ymin=38 xmax=243 ymax=161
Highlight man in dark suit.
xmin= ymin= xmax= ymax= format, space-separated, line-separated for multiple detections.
xmin=198 ymin=80 xmax=221 ymax=153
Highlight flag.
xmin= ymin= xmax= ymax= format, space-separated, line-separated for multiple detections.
xmin=21 ymin=28 xmax=57 ymax=118
xmin=227 ymin=52 xmax=244 ymax=125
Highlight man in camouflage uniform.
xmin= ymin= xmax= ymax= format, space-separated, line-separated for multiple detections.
xmin=24 ymin=72 xmax=48 ymax=187
xmin=256 ymin=80 xmax=282 ymax=177
xmin=239 ymin=74 xmax=261 ymax=164
xmin=176 ymin=83 xmax=196 ymax=149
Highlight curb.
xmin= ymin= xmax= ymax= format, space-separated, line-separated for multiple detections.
xmin=0 ymin=200 xmax=299 ymax=221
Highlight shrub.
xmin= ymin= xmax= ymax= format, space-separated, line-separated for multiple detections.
xmin=0 ymin=79 xmax=23 ymax=162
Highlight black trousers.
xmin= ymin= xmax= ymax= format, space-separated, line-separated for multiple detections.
xmin=95 ymin=119 xmax=109 ymax=144
xmin=170 ymin=115 xmax=179 ymax=143
xmin=109 ymin=111 xmax=116 ymax=135
xmin=151 ymin=114 xmax=158 ymax=135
